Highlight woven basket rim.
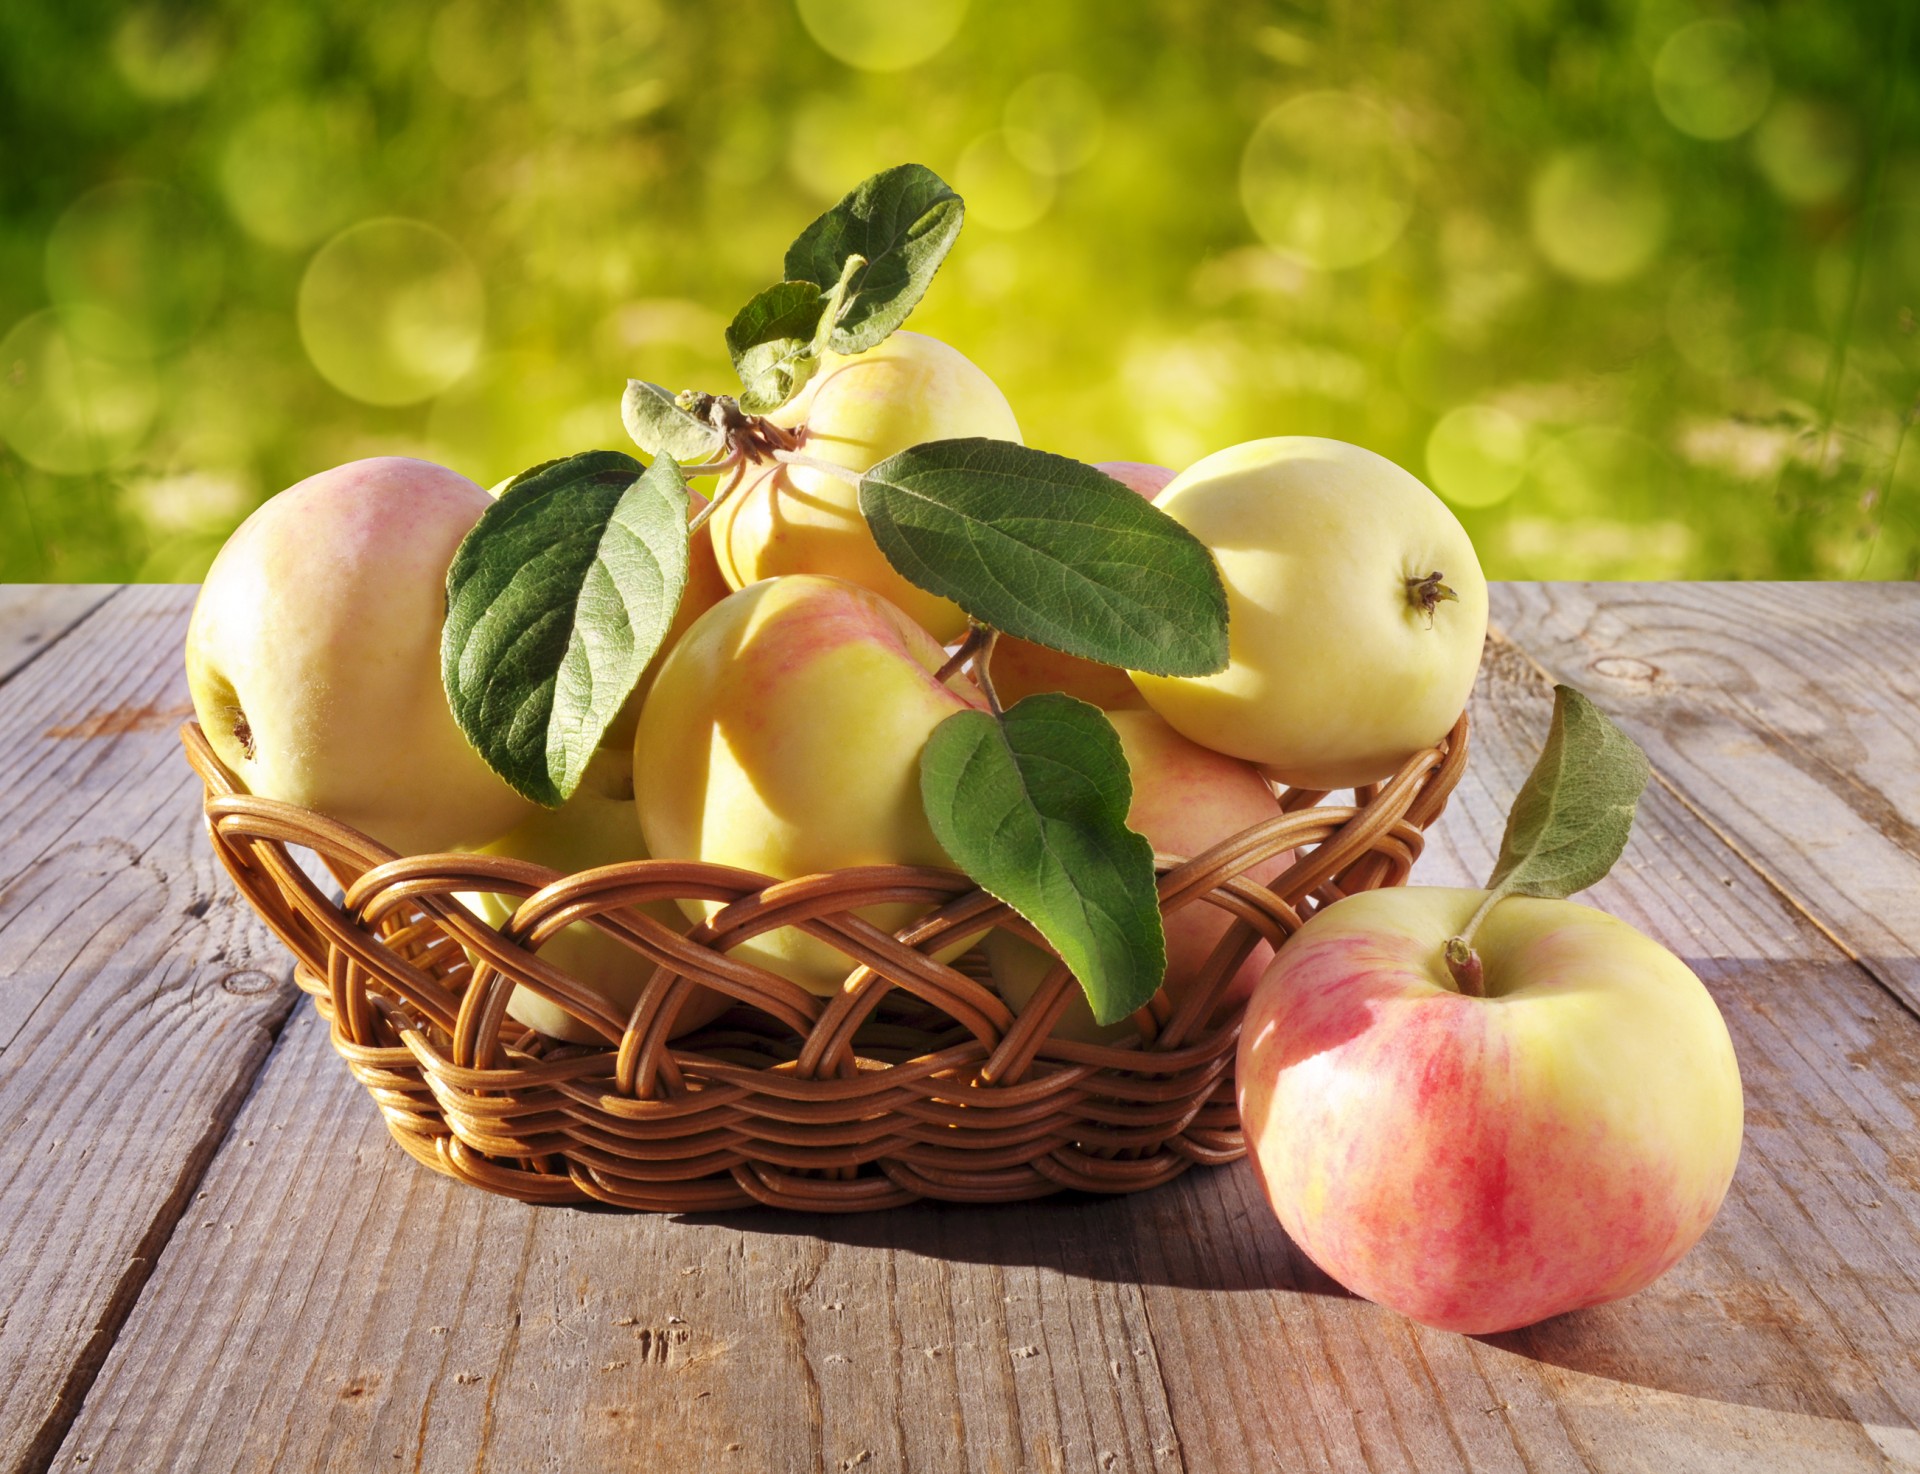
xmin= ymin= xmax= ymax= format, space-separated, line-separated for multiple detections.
xmin=182 ymin=711 xmax=1469 ymax=1210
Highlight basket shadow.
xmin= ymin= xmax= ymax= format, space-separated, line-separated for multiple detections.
xmin=668 ymin=1159 xmax=1357 ymax=1299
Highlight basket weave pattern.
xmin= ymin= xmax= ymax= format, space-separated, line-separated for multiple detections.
xmin=184 ymin=715 xmax=1467 ymax=1213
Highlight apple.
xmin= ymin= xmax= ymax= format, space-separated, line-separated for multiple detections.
xmin=1130 ymin=438 xmax=1488 ymax=790
xmin=707 ymin=330 xmax=1021 ymax=641
xmin=633 ymin=573 xmax=988 ymax=995
xmin=185 ymin=456 xmax=537 ymax=855
xmin=460 ymin=746 xmax=727 ymax=1045
xmin=1237 ymin=886 xmax=1744 ymax=1334
xmin=988 ymin=461 xmax=1176 ymax=709
xmin=987 ymin=707 xmax=1288 ymax=1041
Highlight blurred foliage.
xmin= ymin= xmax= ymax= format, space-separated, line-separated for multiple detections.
xmin=1 ymin=0 xmax=1916 ymax=582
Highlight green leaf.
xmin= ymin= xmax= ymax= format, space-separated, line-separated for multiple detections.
xmin=442 ymin=450 xmax=692 ymax=808
xmin=921 ymin=694 xmax=1165 ymax=1027
xmin=1485 ymin=684 xmax=1652 ymax=900
xmin=725 ymin=279 xmax=828 ymax=414
xmin=621 ymin=380 xmax=725 ymax=462
xmin=859 ymin=439 xmax=1230 ymax=677
xmin=784 ymin=163 xmax=964 ymax=356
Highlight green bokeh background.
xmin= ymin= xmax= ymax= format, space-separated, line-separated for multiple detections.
xmin=2 ymin=0 xmax=1915 ymax=582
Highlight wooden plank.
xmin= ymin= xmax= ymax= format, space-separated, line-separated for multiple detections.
xmin=50 ymin=589 xmax=1920 ymax=1471
xmin=0 ymin=585 xmax=299 ymax=1474
xmin=1491 ymin=582 xmax=1920 ymax=1019
xmin=0 ymin=585 xmax=118 ymax=688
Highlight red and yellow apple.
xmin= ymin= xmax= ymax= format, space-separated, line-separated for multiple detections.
xmin=1131 ymin=438 xmax=1487 ymax=790
xmin=988 ymin=461 xmax=1176 ymax=709
xmin=185 ymin=456 xmax=537 ymax=855
xmin=988 ymin=707 xmax=1288 ymax=1042
xmin=1237 ymin=887 xmax=1744 ymax=1334
xmin=707 ymin=330 xmax=1021 ymax=640
xmin=633 ymin=573 xmax=988 ymax=994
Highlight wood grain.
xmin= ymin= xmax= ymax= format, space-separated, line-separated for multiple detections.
xmin=49 ymin=589 xmax=1920 ymax=1472
xmin=0 ymin=585 xmax=298 ymax=1474
xmin=0 ymin=585 xmax=116 ymax=688
xmin=1491 ymin=582 xmax=1920 ymax=1020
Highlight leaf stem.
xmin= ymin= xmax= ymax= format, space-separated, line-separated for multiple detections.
xmin=1442 ymin=888 xmax=1504 ymax=997
xmin=770 ymin=447 xmax=863 ymax=488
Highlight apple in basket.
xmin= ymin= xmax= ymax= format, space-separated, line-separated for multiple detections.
xmin=185 ymin=457 xmax=537 ymax=855
xmin=1132 ymin=437 xmax=1488 ymax=790
xmin=708 ymin=329 xmax=1022 ymax=641
xmin=459 ymin=745 xmax=728 ymax=1045
xmin=633 ymin=573 xmax=989 ymax=996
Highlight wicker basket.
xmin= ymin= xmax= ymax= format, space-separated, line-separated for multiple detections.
xmin=182 ymin=714 xmax=1467 ymax=1212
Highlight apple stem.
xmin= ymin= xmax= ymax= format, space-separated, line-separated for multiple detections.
xmin=685 ymin=454 xmax=748 ymax=537
xmin=1443 ymin=888 xmax=1505 ymax=997
xmin=934 ymin=625 xmax=989 ymax=686
xmin=1443 ymin=937 xmax=1486 ymax=997
xmin=770 ymin=447 xmax=863 ymax=488
xmin=1407 ymin=571 xmax=1459 ymax=628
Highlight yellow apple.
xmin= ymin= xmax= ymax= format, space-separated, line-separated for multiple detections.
xmin=987 ymin=708 xmax=1289 ymax=1042
xmin=185 ymin=456 xmax=537 ymax=855
xmin=707 ymin=330 xmax=1021 ymax=641
xmin=460 ymin=746 xmax=726 ymax=1045
xmin=1239 ymin=887 xmax=1743 ymax=1333
xmin=988 ymin=461 xmax=1176 ymax=708
xmin=633 ymin=573 xmax=988 ymax=995
xmin=1130 ymin=438 xmax=1487 ymax=790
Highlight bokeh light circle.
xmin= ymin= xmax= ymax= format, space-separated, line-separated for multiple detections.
xmin=1241 ymin=92 xmax=1417 ymax=271
xmin=953 ymin=132 xmax=1056 ymax=231
xmin=795 ymin=0 xmax=968 ymax=72
xmin=1653 ymin=21 xmax=1772 ymax=141
xmin=0 ymin=309 xmax=158 ymax=473
xmin=297 ymin=220 xmax=484 ymax=406
xmin=1753 ymin=99 xmax=1857 ymax=205
xmin=1425 ymin=405 xmax=1529 ymax=508
xmin=45 ymin=181 xmax=224 ymax=360
xmin=1530 ymin=151 xmax=1668 ymax=284
xmin=220 ymin=97 xmax=370 ymax=248
xmin=1003 ymin=73 xmax=1105 ymax=175
xmin=110 ymin=5 xmax=222 ymax=101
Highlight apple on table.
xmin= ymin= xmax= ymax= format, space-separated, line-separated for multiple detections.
xmin=1236 ymin=687 xmax=1745 ymax=1335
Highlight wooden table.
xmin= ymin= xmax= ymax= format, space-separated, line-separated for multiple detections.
xmin=2 ymin=583 xmax=1917 ymax=1474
